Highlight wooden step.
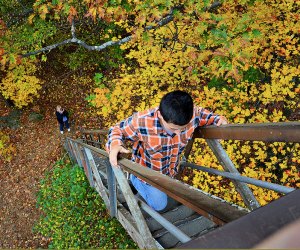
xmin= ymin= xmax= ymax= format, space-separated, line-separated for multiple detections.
xmin=153 ymin=215 xmax=216 ymax=249
xmin=145 ymin=204 xmax=197 ymax=232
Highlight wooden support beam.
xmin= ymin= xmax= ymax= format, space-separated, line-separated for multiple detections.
xmin=117 ymin=207 xmax=161 ymax=249
xmin=112 ymin=167 xmax=157 ymax=249
xmin=106 ymin=159 xmax=118 ymax=218
xmin=71 ymin=141 xmax=83 ymax=167
xmin=66 ymin=140 xmax=76 ymax=163
xmin=206 ymin=139 xmax=260 ymax=210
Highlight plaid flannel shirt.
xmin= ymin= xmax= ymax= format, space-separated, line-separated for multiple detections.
xmin=106 ymin=107 xmax=221 ymax=177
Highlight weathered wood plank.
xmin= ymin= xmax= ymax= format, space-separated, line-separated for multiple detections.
xmin=117 ymin=207 xmax=159 ymax=249
xmin=112 ymin=166 xmax=157 ymax=248
xmin=85 ymin=148 xmax=110 ymax=209
xmin=83 ymin=148 xmax=95 ymax=187
xmin=106 ymin=159 xmax=117 ymax=218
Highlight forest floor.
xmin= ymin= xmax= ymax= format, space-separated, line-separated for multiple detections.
xmin=0 ymin=71 xmax=102 ymax=248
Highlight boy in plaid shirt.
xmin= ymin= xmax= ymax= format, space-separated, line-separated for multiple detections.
xmin=106 ymin=90 xmax=227 ymax=211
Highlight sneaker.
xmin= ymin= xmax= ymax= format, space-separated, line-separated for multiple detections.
xmin=67 ymin=128 xmax=70 ymax=132
xmin=60 ymin=131 xmax=64 ymax=134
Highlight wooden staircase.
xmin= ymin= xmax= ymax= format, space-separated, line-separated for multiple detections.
xmin=63 ymin=122 xmax=300 ymax=248
xmin=91 ymin=150 xmax=230 ymax=248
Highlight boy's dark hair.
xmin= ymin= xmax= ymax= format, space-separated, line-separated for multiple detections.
xmin=159 ymin=90 xmax=194 ymax=125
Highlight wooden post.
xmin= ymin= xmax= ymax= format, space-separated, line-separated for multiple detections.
xmin=117 ymin=206 xmax=159 ymax=249
xmin=112 ymin=166 xmax=158 ymax=249
xmin=84 ymin=148 xmax=110 ymax=209
xmin=82 ymin=148 xmax=95 ymax=187
xmin=206 ymin=139 xmax=260 ymax=210
xmin=97 ymin=133 xmax=102 ymax=148
xmin=70 ymin=141 xmax=82 ymax=167
xmin=64 ymin=140 xmax=73 ymax=160
xmin=69 ymin=140 xmax=76 ymax=161
xmin=105 ymin=159 xmax=117 ymax=218
xmin=80 ymin=128 xmax=88 ymax=145
xmin=184 ymin=138 xmax=195 ymax=160
xmin=76 ymin=144 xmax=90 ymax=177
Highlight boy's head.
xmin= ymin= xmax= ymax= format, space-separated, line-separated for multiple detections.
xmin=159 ymin=90 xmax=193 ymax=126
xmin=56 ymin=105 xmax=64 ymax=112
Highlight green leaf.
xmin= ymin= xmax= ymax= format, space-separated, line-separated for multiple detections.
xmin=142 ymin=32 xmax=149 ymax=41
xmin=243 ymin=67 xmax=264 ymax=83
xmin=93 ymin=73 xmax=103 ymax=83
xmin=105 ymin=93 xmax=111 ymax=100
xmin=252 ymin=29 xmax=261 ymax=37
xmin=203 ymin=0 xmax=210 ymax=7
xmin=208 ymin=77 xmax=230 ymax=90
xmin=9 ymin=54 xmax=16 ymax=64
xmin=199 ymin=44 xmax=206 ymax=50
xmin=63 ymin=3 xmax=70 ymax=14
xmin=41 ymin=54 xmax=47 ymax=62
xmin=242 ymin=32 xmax=250 ymax=39
xmin=210 ymin=13 xmax=223 ymax=22
xmin=85 ymin=94 xmax=96 ymax=101
xmin=192 ymin=68 xmax=198 ymax=75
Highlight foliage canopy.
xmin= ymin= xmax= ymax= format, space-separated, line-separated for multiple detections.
xmin=1 ymin=0 xmax=298 ymax=108
xmin=0 ymin=0 xmax=299 ymax=206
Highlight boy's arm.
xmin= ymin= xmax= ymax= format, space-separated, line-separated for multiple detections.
xmin=106 ymin=115 xmax=139 ymax=167
xmin=197 ymin=107 xmax=228 ymax=127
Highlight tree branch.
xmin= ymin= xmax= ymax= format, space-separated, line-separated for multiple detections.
xmin=21 ymin=1 xmax=221 ymax=58
xmin=22 ymin=39 xmax=74 ymax=57
xmin=71 ymin=20 xmax=76 ymax=39
xmin=22 ymin=10 xmax=175 ymax=57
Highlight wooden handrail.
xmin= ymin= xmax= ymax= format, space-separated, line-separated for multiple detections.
xmin=194 ymin=122 xmax=300 ymax=142
xmin=80 ymin=122 xmax=300 ymax=142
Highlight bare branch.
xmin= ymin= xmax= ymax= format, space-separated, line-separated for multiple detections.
xmin=22 ymin=11 xmax=175 ymax=58
xmin=71 ymin=20 xmax=76 ymax=39
xmin=22 ymin=35 xmax=133 ymax=57
xmin=23 ymin=39 xmax=73 ymax=57
xmin=21 ymin=1 xmax=221 ymax=58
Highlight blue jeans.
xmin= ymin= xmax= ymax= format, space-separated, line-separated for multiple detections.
xmin=130 ymin=174 xmax=168 ymax=211
xmin=59 ymin=120 xmax=70 ymax=132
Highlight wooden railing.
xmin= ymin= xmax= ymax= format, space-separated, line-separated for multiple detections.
xmin=67 ymin=122 xmax=300 ymax=248
xmin=64 ymin=137 xmax=249 ymax=248
xmin=80 ymin=122 xmax=299 ymax=209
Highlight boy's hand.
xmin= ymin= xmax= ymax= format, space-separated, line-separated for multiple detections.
xmin=109 ymin=145 xmax=130 ymax=167
xmin=216 ymin=116 xmax=228 ymax=126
